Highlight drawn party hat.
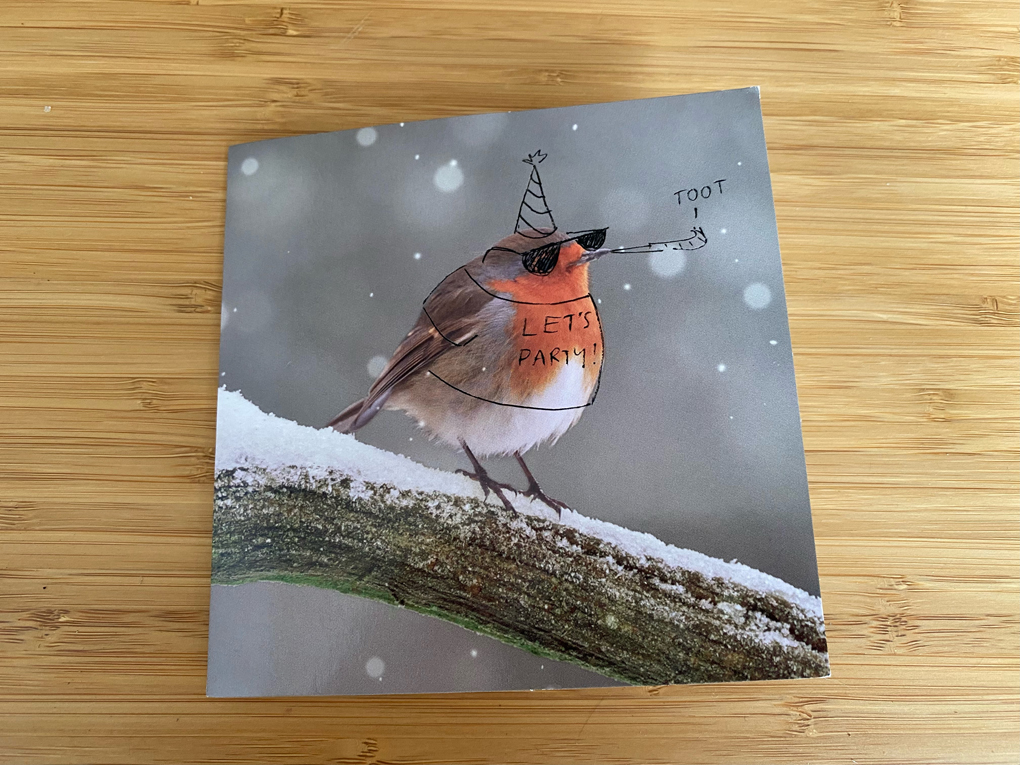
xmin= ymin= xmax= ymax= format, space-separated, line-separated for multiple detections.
xmin=515 ymin=150 xmax=557 ymax=239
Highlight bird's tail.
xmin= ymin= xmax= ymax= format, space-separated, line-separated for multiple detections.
xmin=326 ymin=389 xmax=391 ymax=433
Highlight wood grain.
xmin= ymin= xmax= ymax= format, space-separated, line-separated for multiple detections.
xmin=1 ymin=1 xmax=1017 ymax=763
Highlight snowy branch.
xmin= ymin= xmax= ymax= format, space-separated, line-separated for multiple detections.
xmin=212 ymin=390 xmax=829 ymax=686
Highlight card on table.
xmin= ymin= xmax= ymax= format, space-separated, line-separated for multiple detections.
xmin=208 ymin=87 xmax=828 ymax=696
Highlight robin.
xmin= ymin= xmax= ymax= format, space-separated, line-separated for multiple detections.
xmin=329 ymin=151 xmax=612 ymax=517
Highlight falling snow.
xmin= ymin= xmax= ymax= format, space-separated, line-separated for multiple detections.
xmin=356 ymin=127 xmax=378 ymax=147
xmin=366 ymin=355 xmax=388 ymax=379
xmin=743 ymin=283 xmax=772 ymax=310
xmin=241 ymin=157 xmax=259 ymax=176
xmin=770 ymin=340 xmax=778 ymax=346
xmin=434 ymin=160 xmax=464 ymax=192
xmin=623 ymin=283 xmax=631 ymax=291
xmin=365 ymin=656 xmax=385 ymax=678
xmin=648 ymin=249 xmax=686 ymax=278
xmin=717 ymin=364 xmax=726 ymax=373
xmin=413 ymin=252 xmax=422 ymax=260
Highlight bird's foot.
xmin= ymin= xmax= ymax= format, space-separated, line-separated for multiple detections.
xmin=456 ymin=469 xmax=518 ymax=514
xmin=521 ymin=483 xmax=569 ymax=520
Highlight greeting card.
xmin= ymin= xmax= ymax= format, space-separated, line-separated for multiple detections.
xmin=208 ymin=87 xmax=828 ymax=696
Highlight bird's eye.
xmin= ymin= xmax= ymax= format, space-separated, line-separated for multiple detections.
xmin=522 ymin=241 xmax=561 ymax=275
xmin=574 ymin=228 xmax=607 ymax=251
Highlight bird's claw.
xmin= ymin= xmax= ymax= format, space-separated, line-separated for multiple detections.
xmin=457 ymin=469 xmax=518 ymax=514
xmin=522 ymin=484 xmax=568 ymax=520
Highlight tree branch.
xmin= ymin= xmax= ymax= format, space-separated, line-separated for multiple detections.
xmin=213 ymin=452 xmax=829 ymax=687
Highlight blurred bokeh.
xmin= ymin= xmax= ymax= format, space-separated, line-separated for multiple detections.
xmin=211 ymin=87 xmax=822 ymax=695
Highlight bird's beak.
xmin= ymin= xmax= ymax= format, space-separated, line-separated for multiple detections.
xmin=575 ymin=248 xmax=612 ymax=265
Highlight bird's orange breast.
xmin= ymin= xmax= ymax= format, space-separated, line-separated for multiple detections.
xmin=486 ymin=256 xmax=602 ymax=404
xmin=504 ymin=298 xmax=603 ymax=402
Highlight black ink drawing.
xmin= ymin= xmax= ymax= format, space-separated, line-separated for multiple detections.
xmin=329 ymin=152 xmax=715 ymax=515
xmin=329 ymin=151 xmax=611 ymax=515
xmin=607 ymin=227 xmax=708 ymax=255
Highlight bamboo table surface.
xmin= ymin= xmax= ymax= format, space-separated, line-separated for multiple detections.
xmin=1 ymin=1 xmax=1018 ymax=763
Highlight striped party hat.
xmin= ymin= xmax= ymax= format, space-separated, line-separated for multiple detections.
xmin=515 ymin=150 xmax=557 ymax=239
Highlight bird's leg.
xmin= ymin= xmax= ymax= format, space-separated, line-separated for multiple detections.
xmin=458 ymin=440 xmax=516 ymax=514
xmin=514 ymin=452 xmax=568 ymax=519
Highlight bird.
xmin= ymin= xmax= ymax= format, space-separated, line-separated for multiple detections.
xmin=328 ymin=152 xmax=613 ymax=517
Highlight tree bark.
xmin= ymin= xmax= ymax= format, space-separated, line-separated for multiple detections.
xmin=212 ymin=462 xmax=828 ymax=687
xmin=215 ymin=461 xmax=828 ymax=689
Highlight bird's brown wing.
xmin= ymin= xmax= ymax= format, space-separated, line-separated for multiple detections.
xmin=329 ymin=266 xmax=495 ymax=432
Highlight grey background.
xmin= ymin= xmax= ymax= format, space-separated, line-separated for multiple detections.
xmin=210 ymin=87 xmax=821 ymax=696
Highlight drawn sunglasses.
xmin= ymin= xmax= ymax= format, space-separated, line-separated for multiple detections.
xmin=484 ymin=228 xmax=609 ymax=276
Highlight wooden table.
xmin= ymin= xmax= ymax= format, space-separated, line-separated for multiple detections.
xmin=2 ymin=1 xmax=1017 ymax=763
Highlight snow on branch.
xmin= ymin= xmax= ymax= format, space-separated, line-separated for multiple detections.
xmin=212 ymin=389 xmax=829 ymax=686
